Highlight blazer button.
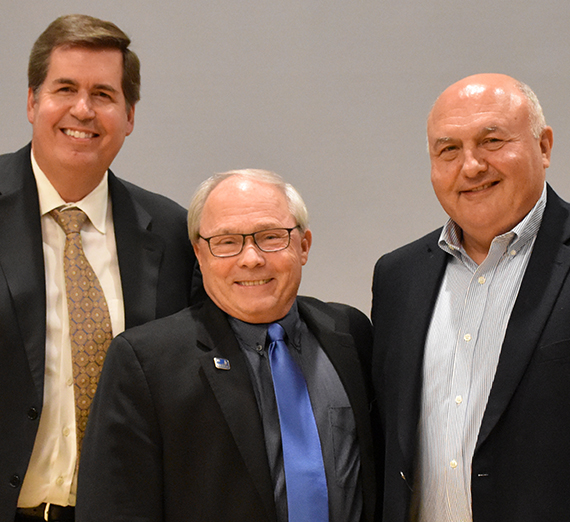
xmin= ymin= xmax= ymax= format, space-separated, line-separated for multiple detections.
xmin=9 ymin=474 xmax=21 ymax=488
xmin=27 ymin=407 xmax=39 ymax=420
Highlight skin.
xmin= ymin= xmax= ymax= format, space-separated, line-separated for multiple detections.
xmin=193 ymin=177 xmax=312 ymax=324
xmin=27 ymin=46 xmax=135 ymax=202
xmin=427 ymin=73 xmax=553 ymax=264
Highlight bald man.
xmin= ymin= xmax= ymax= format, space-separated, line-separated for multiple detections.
xmin=372 ymin=74 xmax=570 ymax=521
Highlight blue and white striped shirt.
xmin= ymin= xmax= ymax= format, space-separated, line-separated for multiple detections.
xmin=411 ymin=185 xmax=547 ymax=522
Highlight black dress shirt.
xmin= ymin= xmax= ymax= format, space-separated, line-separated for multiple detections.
xmin=229 ymin=300 xmax=362 ymax=522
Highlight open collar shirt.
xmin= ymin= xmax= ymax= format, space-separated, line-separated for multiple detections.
xmin=411 ymin=185 xmax=547 ymax=522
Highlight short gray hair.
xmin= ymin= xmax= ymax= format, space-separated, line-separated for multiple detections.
xmin=516 ymin=80 xmax=547 ymax=138
xmin=188 ymin=169 xmax=309 ymax=243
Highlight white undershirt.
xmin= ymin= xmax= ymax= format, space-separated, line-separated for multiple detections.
xmin=18 ymin=151 xmax=125 ymax=508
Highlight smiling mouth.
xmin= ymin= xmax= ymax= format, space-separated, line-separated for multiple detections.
xmin=63 ymin=129 xmax=97 ymax=139
xmin=464 ymin=181 xmax=498 ymax=193
xmin=236 ymin=279 xmax=272 ymax=286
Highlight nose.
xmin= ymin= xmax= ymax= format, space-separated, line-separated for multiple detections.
xmin=461 ymin=147 xmax=487 ymax=178
xmin=69 ymin=92 xmax=95 ymax=121
xmin=237 ymin=237 xmax=266 ymax=268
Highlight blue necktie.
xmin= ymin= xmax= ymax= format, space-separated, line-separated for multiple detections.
xmin=267 ymin=323 xmax=329 ymax=522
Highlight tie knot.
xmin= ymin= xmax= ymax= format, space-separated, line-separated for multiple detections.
xmin=51 ymin=207 xmax=88 ymax=235
xmin=268 ymin=323 xmax=286 ymax=343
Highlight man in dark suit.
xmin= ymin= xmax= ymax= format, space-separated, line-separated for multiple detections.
xmin=76 ymin=169 xmax=376 ymax=522
xmin=1 ymin=15 xmax=197 ymax=522
xmin=372 ymin=73 xmax=570 ymax=522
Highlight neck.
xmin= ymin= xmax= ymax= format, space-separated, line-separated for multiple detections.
xmin=32 ymin=147 xmax=107 ymax=202
xmin=43 ymin=166 xmax=105 ymax=203
xmin=462 ymin=233 xmax=491 ymax=265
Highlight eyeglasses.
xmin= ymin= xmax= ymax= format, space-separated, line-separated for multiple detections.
xmin=199 ymin=226 xmax=301 ymax=258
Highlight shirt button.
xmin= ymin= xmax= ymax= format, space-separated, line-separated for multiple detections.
xmin=450 ymin=459 xmax=458 ymax=469
xmin=56 ymin=476 xmax=64 ymax=486
xmin=63 ymin=427 xmax=70 ymax=437
xmin=67 ymin=377 xmax=73 ymax=387
xmin=478 ymin=276 xmax=486 ymax=285
xmin=455 ymin=395 xmax=463 ymax=405
xmin=510 ymin=249 xmax=517 ymax=256
xmin=256 ymin=344 xmax=263 ymax=352
xmin=464 ymin=333 xmax=472 ymax=342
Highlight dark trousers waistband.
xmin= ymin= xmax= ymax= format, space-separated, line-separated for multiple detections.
xmin=16 ymin=503 xmax=74 ymax=522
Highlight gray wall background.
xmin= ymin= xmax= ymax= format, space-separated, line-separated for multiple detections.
xmin=2 ymin=1 xmax=569 ymax=315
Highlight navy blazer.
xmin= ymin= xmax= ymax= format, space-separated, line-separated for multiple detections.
xmin=76 ymin=296 xmax=376 ymax=522
xmin=0 ymin=144 xmax=197 ymax=520
xmin=372 ymin=185 xmax=570 ymax=522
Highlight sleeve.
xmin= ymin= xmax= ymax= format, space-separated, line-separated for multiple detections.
xmin=75 ymin=335 xmax=164 ymax=522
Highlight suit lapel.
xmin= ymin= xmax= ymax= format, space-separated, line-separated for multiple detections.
xmin=196 ymin=300 xmax=277 ymax=522
xmin=0 ymin=145 xmax=46 ymax=401
xmin=109 ymin=173 xmax=165 ymax=329
xmin=297 ymin=298 xmax=370 ymax=436
xmin=396 ymin=235 xmax=448 ymax=469
xmin=476 ymin=187 xmax=570 ymax=449
xmin=298 ymin=298 xmax=376 ymax=521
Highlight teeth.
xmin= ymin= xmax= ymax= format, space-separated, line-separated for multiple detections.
xmin=64 ymin=129 xmax=95 ymax=139
xmin=238 ymin=279 xmax=271 ymax=286
xmin=470 ymin=183 xmax=493 ymax=192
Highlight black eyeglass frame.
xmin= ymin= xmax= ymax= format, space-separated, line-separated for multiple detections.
xmin=199 ymin=225 xmax=301 ymax=258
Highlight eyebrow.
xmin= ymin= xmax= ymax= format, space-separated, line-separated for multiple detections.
xmin=52 ymin=78 xmax=118 ymax=93
xmin=432 ymin=136 xmax=454 ymax=149
xmin=433 ymin=126 xmax=504 ymax=149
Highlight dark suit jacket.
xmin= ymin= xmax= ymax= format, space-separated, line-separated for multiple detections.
xmin=75 ymin=296 xmax=376 ymax=522
xmin=371 ymin=185 xmax=570 ymax=522
xmin=0 ymin=144 xmax=197 ymax=520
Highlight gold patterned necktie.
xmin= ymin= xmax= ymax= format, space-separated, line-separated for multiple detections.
xmin=51 ymin=207 xmax=113 ymax=460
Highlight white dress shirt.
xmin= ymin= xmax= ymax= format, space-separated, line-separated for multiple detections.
xmin=411 ymin=185 xmax=546 ymax=522
xmin=18 ymin=152 xmax=125 ymax=508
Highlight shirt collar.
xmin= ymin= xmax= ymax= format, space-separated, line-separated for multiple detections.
xmin=438 ymin=183 xmax=547 ymax=260
xmin=228 ymin=300 xmax=302 ymax=353
xmin=31 ymin=149 xmax=110 ymax=234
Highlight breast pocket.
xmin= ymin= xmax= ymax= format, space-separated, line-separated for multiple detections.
xmin=329 ymin=406 xmax=359 ymax=488
xmin=532 ymin=339 xmax=570 ymax=404
xmin=537 ymin=338 xmax=570 ymax=363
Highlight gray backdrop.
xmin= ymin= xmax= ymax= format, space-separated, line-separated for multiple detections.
xmin=2 ymin=1 xmax=569 ymax=315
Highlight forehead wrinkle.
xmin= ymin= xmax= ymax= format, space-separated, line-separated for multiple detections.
xmin=200 ymin=199 xmax=295 ymax=237
xmin=432 ymin=83 xmax=523 ymax=123
xmin=210 ymin=221 xmax=290 ymax=236
xmin=202 ymin=180 xmax=292 ymax=225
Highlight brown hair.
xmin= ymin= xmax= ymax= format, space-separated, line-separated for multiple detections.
xmin=28 ymin=14 xmax=140 ymax=110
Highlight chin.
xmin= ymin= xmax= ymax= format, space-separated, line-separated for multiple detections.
xmin=238 ymin=307 xmax=283 ymax=324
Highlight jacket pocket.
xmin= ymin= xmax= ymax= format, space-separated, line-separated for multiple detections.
xmin=329 ymin=406 xmax=359 ymax=488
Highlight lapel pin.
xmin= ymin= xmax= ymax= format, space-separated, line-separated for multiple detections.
xmin=213 ymin=357 xmax=231 ymax=370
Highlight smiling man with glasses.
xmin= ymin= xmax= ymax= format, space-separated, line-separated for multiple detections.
xmin=200 ymin=226 xmax=301 ymax=258
xmin=76 ymin=169 xmax=376 ymax=522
